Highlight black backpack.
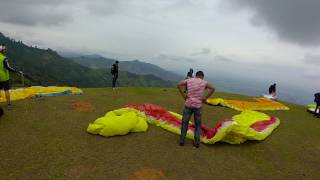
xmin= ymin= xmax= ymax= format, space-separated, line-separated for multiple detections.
xmin=110 ymin=65 xmax=115 ymax=74
xmin=314 ymin=93 xmax=320 ymax=103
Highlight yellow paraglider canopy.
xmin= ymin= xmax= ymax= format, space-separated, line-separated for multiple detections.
xmin=0 ymin=86 xmax=82 ymax=102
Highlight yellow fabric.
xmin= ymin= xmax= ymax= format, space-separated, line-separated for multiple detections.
xmin=88 ymin=107 xmax=280 ymax=145
xmin=87 ymin=108 xmax=148 ymax=137
xmin=232 ymin=110 xmax=270 ymax=126
xmin=207 ymin=97 xmax=289 ymax=111
xmin=0 ymin=86 xmax=83 ymax=102
xmin=307 ymin=104 xmax=316 ymax=111
xmin=222 ymin=110 xmax=280 ymax=144
xmin=202 ymin=121 xmax=236 ymax=144
xmin=169 ymin=111 xmax=182 ymax=119
xmin=307 ymin=104 xmax=319 ymax=114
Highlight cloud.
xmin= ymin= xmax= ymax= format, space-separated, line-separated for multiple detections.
xmin=0 ymin=0 xmax=74 ymax=26
xmin=191 ymin=48 xmax=211 ymax=56
xmin=155 ymin=53 xmax=196 ymax=63
xmin=225 ymin=0 xmax=320 ymax=46
xmin=0 ymin=0 xmax=189 ymax=26
xmin=304 ymin=69 xmax=319 ymax=79
xmin=84 ymin=0 xmax=126 ymax=16
xmin=214 ymin=55 xmax=234 ymax=62
xmin=304 ymin=54 xmax=320 ymax=66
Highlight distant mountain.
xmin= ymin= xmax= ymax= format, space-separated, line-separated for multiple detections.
xmin=0 ymin=32 xmax=174 ymax=87
xmin=57 ymin=51 xmax=86 ymax=58
xmin=69 ymin=55 xmax=183 ymax=81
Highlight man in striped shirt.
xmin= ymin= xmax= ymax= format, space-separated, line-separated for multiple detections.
xmin=177 ymin=71 xmax=215 ymax=148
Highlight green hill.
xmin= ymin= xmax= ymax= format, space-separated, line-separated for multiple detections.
xmin=0 ymin=87 xmax=319 ymax=179
xmin=0 ymin=33 xmax=174 ymax=87
xmin=69 ymin=55 xmax=183 ymax=81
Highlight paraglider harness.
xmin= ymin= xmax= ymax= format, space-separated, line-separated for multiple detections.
xmin=314 ymin=93 xmax=320 ymax=117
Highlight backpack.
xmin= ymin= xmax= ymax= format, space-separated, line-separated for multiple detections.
xmin=110 ymin=65 xmax=115 ymax=74
xmin=314 ymin=93 xmax=320 ymax=103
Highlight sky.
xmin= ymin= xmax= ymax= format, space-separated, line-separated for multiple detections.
xmin=0 ymin=0 xmax=319 ymax=102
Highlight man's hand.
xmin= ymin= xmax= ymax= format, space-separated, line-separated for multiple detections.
xmin=203 ymin=83 xmax=215 ymax=104
xmin=177 ymin=80 xmax=188 ymax=100
xmin=202 ymin=96 xmax=208 ymax=103
xmin=183 ymin=94 xmax=188 ymax=100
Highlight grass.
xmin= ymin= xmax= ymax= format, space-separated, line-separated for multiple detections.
xmin=0 ymin=87 xmax=320 ymax=179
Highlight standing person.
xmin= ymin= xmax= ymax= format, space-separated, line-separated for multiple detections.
xmin=0 ymin=45 xmax=23 ymax=109
xmin=186 ymin=68 xmax=193 ymax=79
xmin=111 ymin=61 xmax=119 ymax=90
xmin=184 ymin=68 xmax=193 ymax=93
xmin=269 ymin=83 xmax=277 ymax=97
xmin=177 ymin=71 xmax=215 ymax=148
xmin=314 ymin=93 xmax=320 ymax=118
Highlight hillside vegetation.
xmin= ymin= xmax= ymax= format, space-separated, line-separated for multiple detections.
xmin=0 ymin=33 xmax=174 ymax=87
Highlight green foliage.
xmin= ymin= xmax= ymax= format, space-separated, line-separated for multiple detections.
xmin=0 ymin=32 xmax=174 ymax=87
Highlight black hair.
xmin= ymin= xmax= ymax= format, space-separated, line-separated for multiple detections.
xmin=115 ymin=61 xmax=119 ymax=63
xmin=196 ymin=71 xmax=204 ymax=77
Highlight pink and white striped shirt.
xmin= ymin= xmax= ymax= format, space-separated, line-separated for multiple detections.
xmin=179 ymin=78 xmax=208 ymax=108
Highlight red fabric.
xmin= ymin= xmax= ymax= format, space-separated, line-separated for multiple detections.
xmin=250 ymin=117 xmax=277 ymax=132
xmin=126 ymin=103 xmax=232 ymax=139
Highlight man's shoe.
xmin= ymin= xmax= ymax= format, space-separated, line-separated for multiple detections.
xmin=6 ymin=104 xmax=11 ymax=110
xmin=193 ymin=142 xmax=200 ymax=148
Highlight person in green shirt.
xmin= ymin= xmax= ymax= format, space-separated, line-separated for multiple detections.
xmin=0 ymin=45 xmax=23 ymax=109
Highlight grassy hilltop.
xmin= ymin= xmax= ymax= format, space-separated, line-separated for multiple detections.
xmin=0 ymin=87 xmax=319 ymax=179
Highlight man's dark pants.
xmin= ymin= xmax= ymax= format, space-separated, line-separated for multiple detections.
xmin=112 ymin=74 xmax=118 ymax=88
xmin=315 ymin=103 xmax=320 ymax=117
xmin=180 ymin=106 xmax=202 ymax=144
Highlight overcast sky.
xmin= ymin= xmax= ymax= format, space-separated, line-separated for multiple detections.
xmin=0 ymin=0 xmax=319 ymax=91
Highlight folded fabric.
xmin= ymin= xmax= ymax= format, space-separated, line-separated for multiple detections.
xmin=206 ymin=97 xmax=289 ymax=111
xmin=0 ymin=86 xmax=82 ymax=102
xmin=87 ymin=104 xmax=280 ymax=145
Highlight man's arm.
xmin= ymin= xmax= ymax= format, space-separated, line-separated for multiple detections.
xmin=177 ymin=80 xmax=187 ymax=99
xmin=3 ymin=59 xmax=22 ymax=74
xmin=203 ymin=83 xmax=215 ymax=102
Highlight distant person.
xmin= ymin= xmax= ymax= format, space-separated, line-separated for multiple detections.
xmin=314 ymin=92 xmax=320 ymax=118
xmin=0 ymin=45 xmax=23 ymax=109
xmin=111 ymin=61 xmax=119 ymax=90
xmin=177 ymin=71 xmax=215 ymax=148
xmin=184 ymin=68 xmax=193 ymax=93
xmin=186 ymin=68 xmax=193 ymax=79
xmin=269 ymin=83 xmax=277 ymax=97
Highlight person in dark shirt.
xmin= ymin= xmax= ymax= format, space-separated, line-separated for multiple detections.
xmin=184 ymin=68 xmax=193 ymax=93
xmin=0 ymin=45 xmax=23 ymax=109
xmin=111 ymin=61 xmax=119 ymax=90
xmin=268 ymin=83 xmax=277 ymax=97
xmin=314 ymin=93 xmax=320 ymax=118
xmin=186 ymin=68 xmax=193 ymax=79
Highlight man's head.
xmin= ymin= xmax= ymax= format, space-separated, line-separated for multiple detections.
xmin=0 ymin=45 xmax=6 ymax=53
xmin=195 ymin=71 xmax=204 ymax=79
xmin=115 ymin=61 xmax=119 ymax=64
xmin=189 ymin=68 xmax=193 ymax=73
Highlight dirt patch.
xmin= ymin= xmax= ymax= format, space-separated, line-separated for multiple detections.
xmin=71 ymin=101 xmax=94 ymax=112
xmin=66 ymin=164 xmax=96 ymax=179
xmin=128 ymin=168 xmax=166 ymax=180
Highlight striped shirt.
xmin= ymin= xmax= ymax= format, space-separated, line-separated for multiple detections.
xmin=180 ymin=78 xmax=208 ymax=108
